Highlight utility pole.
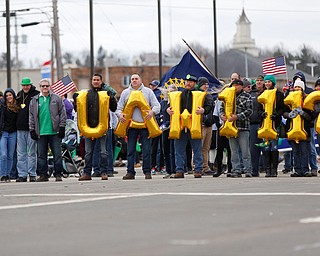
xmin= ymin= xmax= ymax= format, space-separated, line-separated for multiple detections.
xmin=53 ymin=0 xmax=63 ymax=80
xmin=213 ymin=0 xmax=218 ymax=77
xmin=5 ymin=0 xmax=11 ymax=88
xmin=89 ymin=0 xmax=94 ymax=78
xmin=157 ymin=0 xmax=162 ymax=80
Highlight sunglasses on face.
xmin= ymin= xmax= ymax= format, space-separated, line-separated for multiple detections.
xmin=41 ymin=85 xmax=50 ymax=88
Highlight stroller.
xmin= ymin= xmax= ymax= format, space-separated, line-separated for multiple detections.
xmin=61 ymin=119 xmax=84 ymax=178
xmin=48 ymin=119 xmax=84 ymax=178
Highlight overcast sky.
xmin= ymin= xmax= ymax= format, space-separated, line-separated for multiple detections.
xmin=1 ymin=0 xmax=319 ymax=66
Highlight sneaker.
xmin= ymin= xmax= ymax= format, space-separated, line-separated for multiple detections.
xmin=304 ymin=172 xmax=312 ymax=177
xmin=231 ymin=172 xmax=242 ymax=178
xmin=101 ymin=173 xmax=109 ymax=180
xmin=245 ymin=173 xmax=252 ymax=178
xmin=311 ymin=169 xmax=318 ymax=177
xmin=29 ymin=176 xmax=36 ymax=182
xmin=282 ymin=169 xmax=292 ymax=174
xmin=151 ymin=168 xmax=157 ymax=175
xmin=290 ymin=172 xmax=301 ymax=177
xmin=163 ymin=174 xmax=172 ymax=179
xmin=55 ymin=175 xmax=63 ymax=182
xmin=78 ymin=173 xmax=92 ymax=181
xmin=194 ymin=172 xmax=202 ymax=178
xmin=123 ymin=173 xmax=135 ymax=180
xmin=202 ymin=170 xmax=215 ymax=176
xmin=145 ymin=173 xmax=152 ymax=179
xmin=160 ymin=167 xmax=166 ymax=175
xmin=92 ymin=172 xmax=101 ymax=177
xmin=174 ymin=172 xmax=184 ymax=178
xmin=16 ymin=177 xmax=27 ymax=182
xmin=36 ymin=175 xmax=49 ymax=182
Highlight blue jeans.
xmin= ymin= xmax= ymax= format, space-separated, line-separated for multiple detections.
xmin=126 ymin=128 xmax=151 ymax=176
xmin=283 ymin=151 xmax=292 ymax=171
xmin=291 ymin=140 xmax=309 ymax=176
xmin=106 ymin=129 xmax=115 ymax=174
xmin=249 ymin=124 xmax=263 ymax=175
xmin=309 ymin=128 xmax=318 ymax=171
xmin=174 ymin=131 xmax=202 ymax=173
xmin=84 ymin=135 xmax=108 ymax=176
xmin=37 ymin=134 xmax=63 ymax=177
xmin=229 ymin=130 xmax=252 ymax=174
xmin=16 ymin=130 xmax=37 ymax=178
xmin=92 ymin=139 xmax=101 ymax=174
xmin=0 ymin=131 xmax=17 ymax=177
xmin=162 ymin=130 xmax=175 ymax=174
xmin=92 ymin=130 xmax=114 ymax=175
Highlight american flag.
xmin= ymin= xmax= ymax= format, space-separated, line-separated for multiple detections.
xmin=262 ymin=56 xmax=287 ymax=75
xmin=51 ymin=74 xmax=76 ymax=96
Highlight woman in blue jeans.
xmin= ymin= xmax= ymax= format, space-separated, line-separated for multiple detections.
xmin=0 ymin=88 xmax=19 ymax=182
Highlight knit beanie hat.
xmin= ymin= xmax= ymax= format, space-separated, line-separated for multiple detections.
xmin=264 ymin=74 xmax=276 ymax=85
xmin=197 ymin=77 xmax=209 ymax=87
xmin=293 ymin=80 xmax=305 ymax=91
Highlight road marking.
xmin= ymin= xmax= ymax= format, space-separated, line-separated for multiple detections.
xmin=0 ymin=193 xmax=155 ymax=210
xmin=300 ymin=216 xmax=320 ymax=223
xmin=1 ymin=192 xmax=320 ymax=211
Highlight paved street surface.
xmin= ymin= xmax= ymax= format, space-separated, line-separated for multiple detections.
xmin=1 ymin=166 xmax=320 ymax=256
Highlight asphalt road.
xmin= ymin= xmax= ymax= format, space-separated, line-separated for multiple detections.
xmin=1 ymin=167 xmax=320 ymax=256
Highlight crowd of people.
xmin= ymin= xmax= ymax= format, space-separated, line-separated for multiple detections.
xmin=1 ymin=71 xmax=320 ymax=182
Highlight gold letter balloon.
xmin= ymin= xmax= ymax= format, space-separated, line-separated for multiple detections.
xmin=218 ymin=87 xmax=238 ymax=138
xmin=76 ymin=91 xmax=110 ymax=139
xmin=283 ymin=91 xmax=307 ymax=142
xmin=114 ymin=91 xmax=162 ymax=139
xmin=303 ymin=91 xmax=320 ymax=134
xmin=257 ymin=89 xmax=278 ymax=141
xmin=168 ymin=91 xmax=205 ymax=139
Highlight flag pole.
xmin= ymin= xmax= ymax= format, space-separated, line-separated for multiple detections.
xmin=182 ymin=38 xmax=218 ymax=80
xmin=67 ymin=72 xmax=79 ymax=91
xmin=283 ymin=56 xmax=289 ymax=84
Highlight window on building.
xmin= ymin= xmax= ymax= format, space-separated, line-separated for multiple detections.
xmin=122 ymin=75 xmax=131 ymax=88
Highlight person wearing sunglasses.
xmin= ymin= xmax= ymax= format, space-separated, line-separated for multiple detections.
xmin=29 ymin=78 xmax=66 ymax=182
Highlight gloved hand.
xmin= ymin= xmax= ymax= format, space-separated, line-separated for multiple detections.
xmin=30 ymin=130 xmax=38 ymax=140
xmin=314 ymin=102 xmax=320 ymax=113
xmin=270 ymin=114 xmax=277 ymax=120
xmin=261 ymin=112 xmax=267 ymax=119
xmin=59 ymin=127 xmax=65 ymax=139
xmin=288 ymin=108 xmax=299 ymax=119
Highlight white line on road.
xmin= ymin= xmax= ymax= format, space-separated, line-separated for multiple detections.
xmin=1 ymin=192 xmax=320 ymax=211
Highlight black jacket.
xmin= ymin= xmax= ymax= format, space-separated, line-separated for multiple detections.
xmin=16 ymin=85 xmax=40 ymax=130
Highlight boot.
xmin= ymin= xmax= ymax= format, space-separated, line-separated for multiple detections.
xmin=263 ymin=150 xmax=271 ymax=177
xmin=271 ymin=151 xmax=279 ymax=177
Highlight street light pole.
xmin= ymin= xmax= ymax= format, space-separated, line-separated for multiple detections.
xmin=5 ymin=0 xmax=11 ymax=88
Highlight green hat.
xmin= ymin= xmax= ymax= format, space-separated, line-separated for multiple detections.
xmin=21 ymin=77 xmax=32 ymax=85
xmin=264 ymin=74 xmax=276 ymax=85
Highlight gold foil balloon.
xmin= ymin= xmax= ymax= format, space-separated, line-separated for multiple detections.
xmin=218 ymin=87 xmax=238 ymax=138
xmin=304 ymin=91 xmax=320 ymax=134
xmin=190 ymin=91 xmax=205 ymax=139
xmin=114 ymin=90 xmax=162 ymax=139
xmin=257 ymin=89 xmax=278 ymax=141
xmin=168 ymin=91 xmax=205 ymax=139
xmin=76 ymin=90 xmax=110 ymax=139
xmin=284 ymin=91 xmax=307 ymax=142
xmin=168 ymin=91 xmax=182 ymax=139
